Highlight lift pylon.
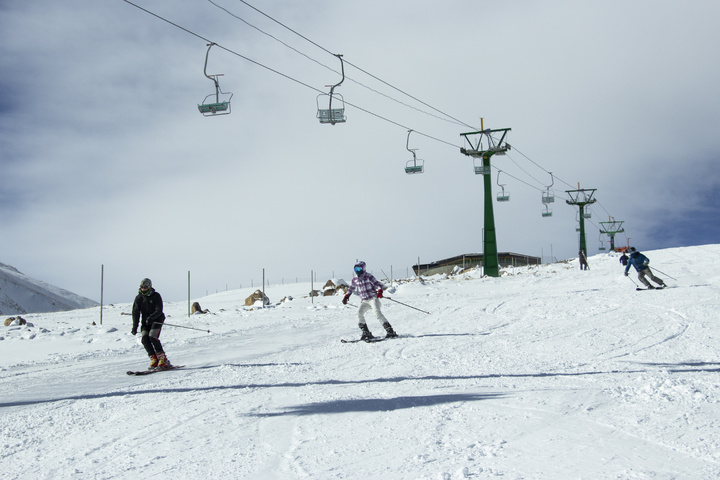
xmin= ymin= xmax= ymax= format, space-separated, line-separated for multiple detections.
xmin=565 ymin=184 xmax=597 ymax=270
xmin=599 ymin=217 xmax=625 ymax=251
xmin=460 ymin=121 xmax=511 ymax=277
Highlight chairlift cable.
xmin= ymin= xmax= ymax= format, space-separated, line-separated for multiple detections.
xmin=510 ymin=145 xmax=577 ymax=190
xmin=123 ymin=0 xmax=621 ymax=226
xmin=223 ymin=0 xmax=620 ymax=218
xmin=208 ymin=0 xmax=465 ymax=127
xmin=130 ymin=0 xmax=579 ymax=192
xmin=233 ymin=0 xmax=477 ymax=130
xmin=504 ymin=152 xmax=547 ymax=190
xmin=121 ymin=0 xmax=460 ymax=149
xmin=122 ymin=1 xmax=318 ymax=93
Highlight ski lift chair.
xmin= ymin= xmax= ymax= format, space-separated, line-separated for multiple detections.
xmin=317 ymin=54 xmax=346 ymax=125
xmin=316 ymin=93 xmax=346 ymax=125
xmin=404 ymin=130 xmax=424 ymax=174
xmin=198 ymin=86 xmax=233 ymax=116
xmin=542 ymin=173 xmax=555 ymax=203
xmin=473 ymin=158 xmax=490 ymax=175
xmin=405 ymin=159 xmax=424 ymax=174
xmin=542 ymin=204 xmax=553 ymax=217
xmin=496 ymin=171 xmax=510 ymax=201
xmin=598 ymin=233 xmax=607 ymax=251
xmin=198 ymin=43 xmax=233 ymax=117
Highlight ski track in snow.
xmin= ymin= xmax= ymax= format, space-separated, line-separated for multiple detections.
xmin=2 ymin=245 xmax=720 ymax=479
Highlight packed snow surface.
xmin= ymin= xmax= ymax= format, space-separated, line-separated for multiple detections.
xmin=2 ymin=245 xmax=720 ymax=479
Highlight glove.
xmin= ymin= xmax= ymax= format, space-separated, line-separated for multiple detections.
xmin=624 ymin=272 xmax=628 ymax=277
xmin=342 ymin=294 xmax=350 ymax=305
xmin=643 ymin=260 xmax=649 ymax=266
xmin=377 ymin=288 xmax=383 ymax=298
xmin=131 ymin=328 xmax=137 ymax=335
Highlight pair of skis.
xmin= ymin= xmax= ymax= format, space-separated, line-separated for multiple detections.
xmin=127 ymin=365 xmax=185 ymax=376
xmin=341 ymin=335 xmax=401 ymax=344
xmin=636 ymin=285 xmax=667 ymax=291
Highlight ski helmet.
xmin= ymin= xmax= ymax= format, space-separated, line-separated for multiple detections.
xmin=140 ymin=278 xmax=152 ymax=288
xmin=354 ymin=261 xmax=366 ymax=275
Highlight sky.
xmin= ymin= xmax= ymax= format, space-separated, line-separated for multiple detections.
xmin=1 ymin=0 xmax=719 ymax=304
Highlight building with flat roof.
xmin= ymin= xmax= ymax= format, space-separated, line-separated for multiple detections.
xmin=412 ymin=252 xmax=541 ymax=277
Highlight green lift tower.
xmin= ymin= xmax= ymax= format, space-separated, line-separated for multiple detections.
xmin=565 ymin=186 xmax=597 ymax=270
xmin=460 ymin=124 xmax=511 ymax=277
xmin=599 ymin=218 xmax=625 ymax=251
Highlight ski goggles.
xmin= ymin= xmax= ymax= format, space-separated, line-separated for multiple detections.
xmin=354 ymin=266 xmax=363 ymax=274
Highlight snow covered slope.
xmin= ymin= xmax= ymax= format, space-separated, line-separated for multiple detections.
xmin=1 ymin=245 xmax=719 ymax=479
xmin=0 ymin=262 xmax=98 ymax=315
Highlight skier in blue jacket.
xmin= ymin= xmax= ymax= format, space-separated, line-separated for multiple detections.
xmin=342 ymin=261 xmax=398 ymax=340
xmin=624 ymin=247 xmax=666 ymax=289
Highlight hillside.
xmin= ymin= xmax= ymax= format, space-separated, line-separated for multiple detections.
xmin=1 ymin=245 xmax=719 ymax=479
xmin=0 ymin=262 xmax=98 ymax=315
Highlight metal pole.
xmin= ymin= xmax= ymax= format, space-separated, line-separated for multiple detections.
xmin=99 ymin=264 xmax=104 ymax=326
xmin=649 ymin=267 xmax=677 ymax=281
xmin=187 ymin=271 xmax=190 ymax=318
xmin=482 ymin=155 xmax=500 ymax=277
xmin=384 ymin=296 xmax=431 ymax=315
xmin=579 ymin=204 xmax=587 ymax=261
xmin=160 ymin=322 xmax=211 ymax=333
xmin=311 ymin=270 xmax=314 ymax=305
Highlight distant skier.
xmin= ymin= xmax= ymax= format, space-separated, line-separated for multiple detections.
xmin=131 ymin=278 xmax=172 ymax=369
xmin=342 ymin=261 xmax=398 ymax=340
xmin=619 ymin=252 xmax=629 ymax=266
xmin=579 ymin=250 xmax=589 ymax=270
xmin=624 ymin=247 xmax=666 ymax=289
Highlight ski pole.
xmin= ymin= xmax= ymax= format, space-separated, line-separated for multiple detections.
xmin=625 ymin=274 xmax=639 ymax=288
xmin=156 ymin=322 xmax=211 ymax=333
xmin=649 ymin=267 xmax=677 ymax=281
xmin=384 ymin=296 xmax=431 ymax=315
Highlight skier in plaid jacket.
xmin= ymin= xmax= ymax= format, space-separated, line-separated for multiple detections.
xmin=343 ymin=261 xmax=398 ymax=340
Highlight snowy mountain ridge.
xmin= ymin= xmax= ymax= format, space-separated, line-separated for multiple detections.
xmin=0 ymin=262 xmax=98 ymax=315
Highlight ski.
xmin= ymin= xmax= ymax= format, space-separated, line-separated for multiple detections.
xmin=341 ymin=336 xmax=400 ymax=344
xmin=636 ymin=286 xmax=666 ymax=291
xmin=127 ymin=365 xmax=185 ymax=376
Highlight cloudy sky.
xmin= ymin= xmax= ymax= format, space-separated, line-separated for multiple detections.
xmin=1 ymin=0 xmax=719 ymax=304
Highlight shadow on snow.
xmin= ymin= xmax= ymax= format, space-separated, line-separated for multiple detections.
xmin=3 ymin=363 xmax=720 ymax=408
xmin=247 ymin=393 xmax=505 ymax=417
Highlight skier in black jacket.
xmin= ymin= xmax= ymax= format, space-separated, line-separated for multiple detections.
xmin=132 ymin=278 xmax=172 ymax=369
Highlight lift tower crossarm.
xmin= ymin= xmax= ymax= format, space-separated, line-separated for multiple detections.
xmin=460 ymin=128 xmax=511 ymax=157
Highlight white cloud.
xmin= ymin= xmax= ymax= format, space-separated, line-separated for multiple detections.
xmin=1 ymin=0 xmax=719 ymax=303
